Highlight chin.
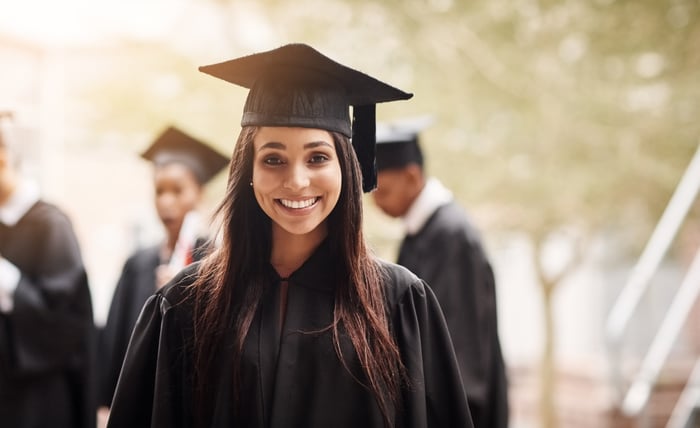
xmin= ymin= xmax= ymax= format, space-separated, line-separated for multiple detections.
xmin=275 ymin=220 xmax=327 ymax=239
xmin=282 ymin=225 xmax=320 ymax=236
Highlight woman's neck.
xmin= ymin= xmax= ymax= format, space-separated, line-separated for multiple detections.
xmin=270 ymin=223 xmax=327 ymax=278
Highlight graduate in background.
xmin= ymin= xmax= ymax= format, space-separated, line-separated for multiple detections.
xmin=106 ymin=44 xmax=472 ymax=428
xmin=98 ymin=126 xmax=229 ymax=415
xmin=0 ymin=112 xmax=96 ymax=428
xmin=372 ymin=118 xmax=509 ymax=428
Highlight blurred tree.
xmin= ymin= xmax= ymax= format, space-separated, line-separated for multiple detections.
xmin=75 ymin=0 xmax=700 ymax=426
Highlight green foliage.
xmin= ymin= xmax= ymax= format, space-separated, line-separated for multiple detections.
xmin=74 ymin=40 xmax=243 ymax=155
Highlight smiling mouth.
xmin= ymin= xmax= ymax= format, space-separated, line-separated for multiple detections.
xmin=278 ymin=197 xmax=320 ymax=209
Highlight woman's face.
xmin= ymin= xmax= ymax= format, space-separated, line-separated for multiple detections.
xmin=252 ymin=126 xmax=342 ymax=240
xmin=372 ymin=167 xmax=416 ymax=218
xmin=154 ymin=162 xmax=203 ymax=240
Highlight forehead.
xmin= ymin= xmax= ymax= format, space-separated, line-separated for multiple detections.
xmin=154 ymin=162 xmax=201 ymax=184
xmin=253 ymin=126 xmax=335 ymax=149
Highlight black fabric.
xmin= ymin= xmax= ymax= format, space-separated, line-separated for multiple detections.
xmin=141 ymin=126 xmax=230 ymax=185
xmin=352 ymin=104 xmax=377 ymax=192
xmin=106 ymin=242 xmax=473 ymax=428
xmin=242 ymin=68 xmax=352 ymax=136
xmin=97 ymin=246 xmax=159 ymax=408
xmin=198 ymin=44 xmax=413 ymax=106
xmin=98 ymin=238 xmax=210 ymax=407
xmin=375 ymin=137 xmax=424 ymax=171
xmin=398 ymin=201 xmax=509 ymax=428
xmin=0 ymin=201 xmax=96 ymax=428
xmin=374 ymin=116 xmax=432 ymax=171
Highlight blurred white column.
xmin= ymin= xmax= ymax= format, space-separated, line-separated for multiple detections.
xmin=38 ymin=46 xmax=67 ymax=200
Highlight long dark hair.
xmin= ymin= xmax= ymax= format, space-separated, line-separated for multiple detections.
xmin=190 ymin=126 xmax=404 ymax=427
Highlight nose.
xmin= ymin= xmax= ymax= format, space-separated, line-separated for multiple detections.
xmin=283 ymin=163 xmax=310 ymax=191
xmin=156 ymin=193 xmax=180 ymax=220
xmin=157 ymin=193 xmax=175 ymax=210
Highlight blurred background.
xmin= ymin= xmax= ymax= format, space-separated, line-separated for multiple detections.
xmin=2 ymin=0 xmax=699 ymax=427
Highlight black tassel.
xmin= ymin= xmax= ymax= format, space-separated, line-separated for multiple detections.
xmin=352 ymin=104 xmax=377 ymax=192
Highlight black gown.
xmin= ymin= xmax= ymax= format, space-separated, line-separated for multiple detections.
xmin=398 ymin=201 xmax=509 ymax=428
xmin=0 ymin=201 xmax=95 ymax=428
xmin=107 ymin=241 xmax=473 ymax=428
xmin=98 ymin=239 xmax=208 ymax=407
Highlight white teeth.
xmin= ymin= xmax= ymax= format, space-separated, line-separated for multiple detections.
xmin=280 ymin=198 xmax=317 ymax=209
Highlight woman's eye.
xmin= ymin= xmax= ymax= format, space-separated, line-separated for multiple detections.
xmin=309 ymin=154 xmax=330 ymax=164
xmin=263 ymin=156 xmax=284 ymax=166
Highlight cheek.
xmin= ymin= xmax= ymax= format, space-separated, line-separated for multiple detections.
xmin=155 ymin=192 xmax=170 ymax=209
xmin=252 ymin=169 xmax=271 ymax=205
xmin=320 ymin=165 xmax=342 ymax=199
xmin=252 ymin=170 xmax=277 ymax=208
xmin=154 ymin=197 xmax=166 ymax=213
xmin=372 ymin=189 xmax=388 ymax=207
xmin=253 ymin=187 xmax=266 ymax=211
xmin=181 ymin=192 xmax=200 ymax=210
xmin=252 ymin=164 xmax=276 ymax=190
xmin=377 ymin=189 xmax=403 ymax=215
xmin=385 ymin=193 xmax=401 ymax=211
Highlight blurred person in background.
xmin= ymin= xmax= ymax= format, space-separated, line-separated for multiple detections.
xmin=106 ymin=44 xmax=472 ymax=428
xmin=372 ymin=118 xmax=509 ymax=428
xmin=98 ymin=126 xmax=229 ymax=419
xmin=0 ymin=111 xmax=96 ymax=428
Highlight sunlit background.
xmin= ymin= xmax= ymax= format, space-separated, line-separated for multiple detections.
xmin=2 ymin=0 xmax=699 ymax=427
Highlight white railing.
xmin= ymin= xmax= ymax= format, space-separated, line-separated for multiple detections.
xmin=620 ymin=248 xmax=700 ymax=415
xmin=605 ymin=142 xmax=700 ymax=417
xmin=665 ymin=358 xmax=700 ymax=428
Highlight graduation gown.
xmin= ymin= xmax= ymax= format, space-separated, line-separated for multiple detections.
xmin=98 ymin=238 xmax=208 ymax=407
xmin=0 ymin=201 xmax=95 ymax=428
xmin=398 ymin=200 xmax=509 ymax=428
xmin=107 ymin=241 xmax=472 ymax=428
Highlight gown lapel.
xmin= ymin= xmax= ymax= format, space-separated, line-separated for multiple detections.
xmin=258 ymin=271 xmax=283 ymax=426
xmin=267 ymin=240 xmax=336 ymax=427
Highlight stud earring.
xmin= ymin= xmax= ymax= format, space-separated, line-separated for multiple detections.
xmin=249 ymin=181 xmax=253 ymax=187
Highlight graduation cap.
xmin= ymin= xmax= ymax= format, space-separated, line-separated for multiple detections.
xmin=198 ymin=43 xmax=413 ymax=192
xmin=141 ymin=126 xmax=230 ymax=185
xmin=375 ymin=116 xmax=434 ymax=171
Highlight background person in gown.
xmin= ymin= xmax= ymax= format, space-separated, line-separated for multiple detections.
xmin=372 ymin=117 xmax=509 ymax=428
xmin=98 ymin=125 xmax=229 ymax=420
xmin=0 ymin=112 xmax=96 ymax=428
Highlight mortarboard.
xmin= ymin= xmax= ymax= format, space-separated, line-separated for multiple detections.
xmin=375 ymin=116 xmax=433 ymax=171
xmin=141 ymin=126 xmax=230 ymax=185
xmin=198 ymin=43 xmax=413 ymax=192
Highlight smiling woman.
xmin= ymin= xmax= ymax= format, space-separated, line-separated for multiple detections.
xmin=252 ymin=127 xmax=342 ymax=247
xmin=106 ymin=43 xmax=473 ymax=428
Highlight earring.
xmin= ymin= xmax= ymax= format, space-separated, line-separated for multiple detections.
xmin=249 ymin=181 xmax=253 ymax=187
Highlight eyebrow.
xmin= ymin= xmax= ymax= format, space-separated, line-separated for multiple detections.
xmin=258 ymin=141 xmax=334 ymax=151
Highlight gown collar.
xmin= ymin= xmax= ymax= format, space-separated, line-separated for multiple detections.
xmin=267 ymin=238 xmax=336 ymax=291
xmin=0 ymin=179 xmax=40 ymax=227
xmin=402 ymin=177 xmax=453 ymax=236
